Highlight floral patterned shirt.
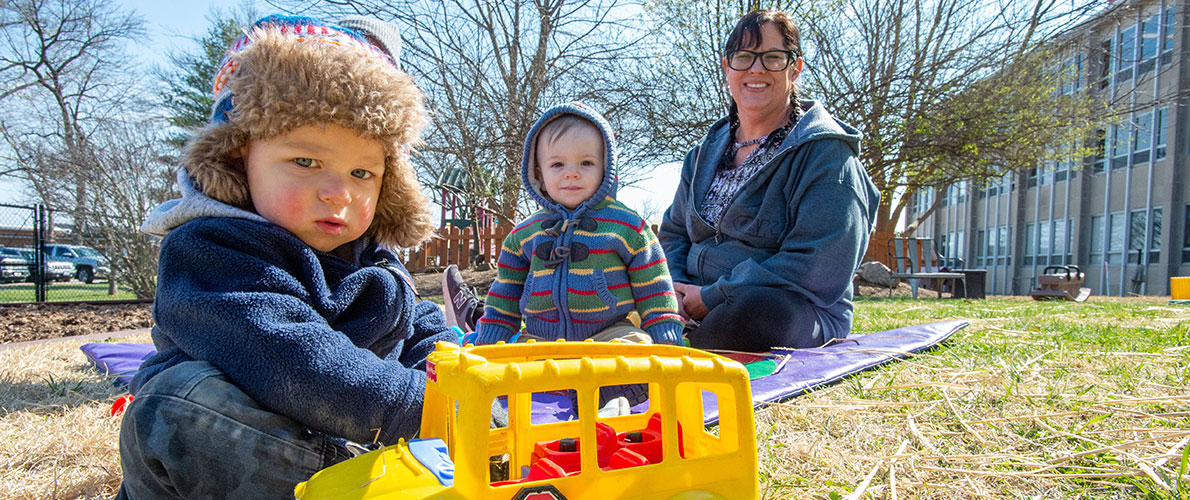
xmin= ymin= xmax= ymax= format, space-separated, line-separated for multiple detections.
xmin=700 ymin=108 xmax=801 ymax=226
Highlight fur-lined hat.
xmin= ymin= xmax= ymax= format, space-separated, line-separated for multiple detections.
xmin=183 ymin=14 xmax=435 ymax=248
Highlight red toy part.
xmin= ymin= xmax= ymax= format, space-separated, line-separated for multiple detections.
xmin=607 ymin=448 xmax=650 ymax=470
xmin=615 ymin=413 xmax=684 ymax=463
xmin=110 ymin=394 xmax=134 ymax=416
xmin=529 ymin=422 xmax=618 ymax=473
xmin=490 ymin=457 xmax=572 ymax=487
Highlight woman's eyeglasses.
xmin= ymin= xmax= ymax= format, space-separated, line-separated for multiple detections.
xmin=724 ymin=49 xmax=798 ymax=72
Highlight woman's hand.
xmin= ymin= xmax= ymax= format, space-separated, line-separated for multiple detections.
xmin=673 ymin=282 xmax=709 ymax=320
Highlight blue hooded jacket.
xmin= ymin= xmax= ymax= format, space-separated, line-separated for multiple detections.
xmin=475 ymin=103 xmax=683 ymax=344
xmin=659 ymin=99 xmax=880 ymax=341
xmin=131 ymin=171 xmax=452 ymax=445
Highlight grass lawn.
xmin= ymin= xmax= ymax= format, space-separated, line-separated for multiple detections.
xmin=0 ymin=281 xmax=138 ymax=303
xmin=1 ymin=297 xmax=1188 ymax=498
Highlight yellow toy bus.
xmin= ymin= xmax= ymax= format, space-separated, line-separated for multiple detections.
xmin=295 ymin=340 xmax=759 ymax=500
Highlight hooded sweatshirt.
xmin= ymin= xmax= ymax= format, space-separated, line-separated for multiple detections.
xmin=130 ymin=170 xmax=452 ymax=445
xmin=659 ymin=99 xmax=880 ymax=342
xmin=475 ymin=103 xmax=684 ymax=344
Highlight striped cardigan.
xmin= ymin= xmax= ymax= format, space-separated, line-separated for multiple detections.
xmin=474 ymin=197 xmax=684 ymax=344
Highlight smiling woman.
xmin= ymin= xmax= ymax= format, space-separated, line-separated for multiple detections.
xmin=657 ymin=9 xmax=881 ymax=352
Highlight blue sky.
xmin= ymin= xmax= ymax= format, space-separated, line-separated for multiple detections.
xmin=121 ymin=0 xmax=255 ymax=67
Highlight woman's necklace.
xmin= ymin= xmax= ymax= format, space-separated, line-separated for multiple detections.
xmin=732 ymin=134 xmax=768 ymax=150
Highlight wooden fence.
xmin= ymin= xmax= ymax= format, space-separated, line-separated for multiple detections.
xmin=398 ymin=225 xmax=512 ymax=272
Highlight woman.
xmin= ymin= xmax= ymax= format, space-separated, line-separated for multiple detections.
xmin=658 ymin=9 xmax=879 ymax=352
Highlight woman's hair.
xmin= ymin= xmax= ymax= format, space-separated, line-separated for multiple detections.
xmin=724 ymin=9 xmax=802 ymax=57
xmin=723 ymin=9 xmax=803 ymax=113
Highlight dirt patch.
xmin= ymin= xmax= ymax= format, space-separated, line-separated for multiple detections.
xmin=1 ymin=302 xmax=154 ymax=344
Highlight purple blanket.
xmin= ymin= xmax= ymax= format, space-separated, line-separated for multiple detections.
xmin=81 ymin=320 xmax=965 ymax=424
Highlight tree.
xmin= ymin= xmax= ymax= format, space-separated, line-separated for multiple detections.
xmin=311 ymin=0 xmax=658 ymax=224
xmin=800 ymin=0 xmax=1103 ymax=237
xmin=641 ymin=0 xmax=1104 ymax=238
xmin=83 ymin=118 xmax=175 ymax=298
xmin=635 ymin=0 xmax=812 ymax=156
xmin=155 ymin=7 xmax=259 ymax=150
xmin=0 ymin=0 xmax=145 ymax=241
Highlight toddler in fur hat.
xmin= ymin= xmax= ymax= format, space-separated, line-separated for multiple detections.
xmin=116 ymin=15 xmax=454 ymax=499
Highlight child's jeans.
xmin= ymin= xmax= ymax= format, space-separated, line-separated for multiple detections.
xmin=115 ymin=360 xmax=360 ymax=499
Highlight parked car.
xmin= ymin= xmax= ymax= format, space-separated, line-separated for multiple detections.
xmin=0 ymin=247 xmax=31 ymax=283
xmin=4 ymin=247 xmax=74 ymax=283
xmin=41 ymin=244 xmax=111 ymax=283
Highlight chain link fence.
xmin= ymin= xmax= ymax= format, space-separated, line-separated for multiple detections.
xmin=0 ymin=203 xmax=145 ymax=303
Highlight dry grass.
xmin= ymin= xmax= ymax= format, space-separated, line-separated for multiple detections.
xmin=756 ymin=296 xmax=1190 ymax=499
xmin=2 ymin=298 xmax=1188 ymax=499
xmin=0 ymin=334 xmax=148 ymax=499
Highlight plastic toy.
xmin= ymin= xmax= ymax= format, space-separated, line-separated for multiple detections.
xmin=295 ymin=340 xmax=759 ymax=500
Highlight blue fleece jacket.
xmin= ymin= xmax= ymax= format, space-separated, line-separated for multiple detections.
xmin=658 ymin=99 xmax=880 ymax=340
xmin=130 ymin=172 xmax=453 ymax=445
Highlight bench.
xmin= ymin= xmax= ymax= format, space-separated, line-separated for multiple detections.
xmin=888 ymin=237 xmax=966 ymax=299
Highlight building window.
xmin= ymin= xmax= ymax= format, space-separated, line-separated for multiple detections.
xmin=1091 ymin=214 xmax=1105 ymax=265
xmin=1060 ymin=53 xmax=1083 ymax=95
xmin=1110 ymin=211 xmax=1125 ymax=265
xmin=1182 ymin=204 xmax=1190 ymax=263
xmin=1156 ymin=107 xmax=1168 ymax=160
xmin=976 ymin=229 xmax=986 ymax=266
xmin=1112 ymin=124 xmax=1129 ymax=169
xmin=1138 ymin=13 xmax=1159 ymax=76
xmin=1039 ymin=220 xmax=1052 ymax=267
xmin=1098 ymin=38 xmax=1112 ymax=89
xmin=1130 ymin=208 xmax=1162 ymax=264
xmin=998 ymin=226 xmax=1010 ymax=266
xmin=954 ymin=230 xmax=965 ymax=264
xmin=915 ymin=188 xmax=934 ymax=215
xmin=1116 ymin=25 xmax=1135 ymax=84
xmin=1024 ymin=223 xmax=1035 ymax=265
xmin=1089 ymin=129 xmax=1106 ymax=174
xmin=1162 ymin=6 xmax=1176 ymax=66
xmin=1134 ymin=111 xmax=1152 ymax=164
xmin=1053 ymin=219 xmax=1072 ymax=264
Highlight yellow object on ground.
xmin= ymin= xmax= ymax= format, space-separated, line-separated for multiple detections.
xmin=295 ymin=340 xmax=759 ymax=500
xmin=1171 ymin=277 xmax=1190 ymax=300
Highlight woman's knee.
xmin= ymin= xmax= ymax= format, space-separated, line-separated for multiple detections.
xmin=694 ymin=286 xmax=824 ymax=350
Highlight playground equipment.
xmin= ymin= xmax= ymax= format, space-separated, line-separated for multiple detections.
xmin=1030 ymin=265 xmax=1091 ymax=302
xmin=295 ymin=340 xmax=759 ymax=500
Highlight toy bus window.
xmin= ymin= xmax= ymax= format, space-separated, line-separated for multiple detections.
xmin=675 ymin=382 xmax=739 ymax=458
xmin=489 ymin=394 xmax=511 ymax=482
xmin=591 ymin=382 xmax=651 ymax=416
xmin=489 ymin=391 xmax=586 ymax=485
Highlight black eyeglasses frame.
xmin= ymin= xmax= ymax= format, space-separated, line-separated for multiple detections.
xmin=724 ymin=49 xmax=800 ymax=72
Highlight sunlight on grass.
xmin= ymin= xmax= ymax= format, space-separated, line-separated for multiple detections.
xmin=757 ymin=297 xmax=1190 ymax=499
xmin=0 ymin=281 xmax=137 ymax=303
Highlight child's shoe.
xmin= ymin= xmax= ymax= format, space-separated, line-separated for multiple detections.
xmin=442 ymin=264 xmax=482 ymax=331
